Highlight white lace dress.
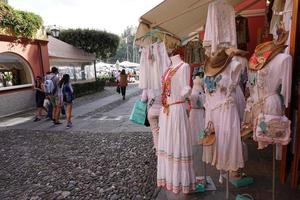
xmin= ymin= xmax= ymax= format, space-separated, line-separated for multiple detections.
xmin=203 ymin=60 xmax=244 ymax=171
xmin=203 ymin=0 xmax=237 ymax=54
xmin=157 ymin=63 xmax=196 ymax=194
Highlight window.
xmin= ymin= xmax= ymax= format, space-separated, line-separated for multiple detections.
xmin=0 ymin=53 xmax=33 ymax=90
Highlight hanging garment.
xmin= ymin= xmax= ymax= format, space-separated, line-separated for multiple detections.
xmin=184 ymin=41 xmax=205 ymax=64
xmin=139 ymin=42 xmax=171 ymax=90
xmin=203 ymin=0 xmax=237 ymax=54
xmin=203 ymin=55 xmax=244 ymax=171
xmin=157 ymin=62 xmax=195 ymax=194
xmin=270 ymin=0 xmax=285 ymax=38
xmin=245 ymin=52 xmax=292 ymax=159
xmin=283 ymin=0 xmax=293 ymax=54
xmin=236 ymin=15 xmax=249 ymax=51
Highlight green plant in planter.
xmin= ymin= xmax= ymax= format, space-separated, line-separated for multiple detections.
xmin=0 ymin=2 xmax=43 ymax=38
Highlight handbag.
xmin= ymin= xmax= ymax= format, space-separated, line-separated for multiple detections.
xmin=198 ymin=121 xmax=216 ymax=146
xmin=116 ymin=85 xmax=121 ymax=94
xmin=254 ymin=113 xmax=291 ymax=145
xmin=130 ymin=100 xmax=148 ymax=125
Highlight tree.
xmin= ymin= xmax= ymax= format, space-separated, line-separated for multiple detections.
xmin=110 ymin=26 xmax=139 ymax=63
xmin=59 ymin=29 xmax=120 ymax=60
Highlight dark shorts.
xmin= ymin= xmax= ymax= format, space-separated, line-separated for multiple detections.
xmin=36 ymin=93 xmax=45 ymax=108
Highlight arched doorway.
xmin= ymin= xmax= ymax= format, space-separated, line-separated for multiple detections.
xmin=0 ymin=52 xmax=34 ymax=90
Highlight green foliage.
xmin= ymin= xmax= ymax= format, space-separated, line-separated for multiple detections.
xmin=59 ymin=29 xmax=120 ymax=60
xmin=97 ymin=75 xmax=115 ymax=83
xmin=72 ymin=80 xmax=105 ymax=98
xmin=110 ymin=26 xmax=140 ymax=63
xmin=0 ymin=2 xmax=43 ymax=38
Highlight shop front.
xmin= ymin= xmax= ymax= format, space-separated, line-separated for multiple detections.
xmin=0 ymin=35 xmax=49 ymax=117
xmin=134 ymin=0 xmax=300 ymax=197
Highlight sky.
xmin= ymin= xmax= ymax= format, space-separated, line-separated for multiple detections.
xmin=9 ymin=0 xmax=163 ymax=35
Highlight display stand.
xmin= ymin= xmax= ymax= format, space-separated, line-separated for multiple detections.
xmin=226 ymin=171 xmax=230 ymax=200
xmin=272 ymin=144 xmax=276 ymax=200
xmin=196 ymin=145 xmax=216 ymax=191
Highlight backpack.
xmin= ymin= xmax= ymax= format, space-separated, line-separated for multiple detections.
xmin=44 ymin=75 xmax=56 ymax=95
xmin=62 ymin=83 xmax=74 ymax=103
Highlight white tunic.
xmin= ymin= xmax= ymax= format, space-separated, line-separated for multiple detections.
xmin=139 ymin=42 xmax=171 ymax=90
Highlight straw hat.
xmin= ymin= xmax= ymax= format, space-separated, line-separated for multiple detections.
xmin=249 ymin=26 xmax=289 ymax=71
xmin=204 ymin=48 xmax=233 ymax=77
xmin=225 ymin=47 xmax=248 ymax=57
xmin=249 ymin=42 xmax=287 ymax=71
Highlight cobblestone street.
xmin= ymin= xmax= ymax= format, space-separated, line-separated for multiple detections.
xmin=1 ymin=85 xmax=300 ymax=200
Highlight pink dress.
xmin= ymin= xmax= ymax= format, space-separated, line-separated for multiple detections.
xmin=157 ymin=62 xmax=196 ymax=194
xmin=203 ymin=60 xmax=245 ymax=171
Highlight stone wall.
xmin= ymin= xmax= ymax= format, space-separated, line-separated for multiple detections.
xmin=0 ymin=89 xmax=35 ymax=117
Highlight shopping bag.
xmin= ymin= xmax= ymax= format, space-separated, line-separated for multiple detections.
xmin=116 ymin=85 xmax=120 ymax=94
xmin=130 ymin=100 xmax=147 ymax=125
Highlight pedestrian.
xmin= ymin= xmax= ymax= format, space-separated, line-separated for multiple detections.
xmin=34 ymin=76 xmax=45 ymax=121
xmin=45 ymin=67 xmax=61 ymax=125
xmin=119 ymin=69 xmax=128 ymax=100
xmin=61 ymin=74 xmax=74 ymax=128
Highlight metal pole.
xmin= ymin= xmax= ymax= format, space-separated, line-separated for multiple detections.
xmin=273 ymin=145 xmax=276 ymax=200
xmin=126 ymin=37 xmax=129 ymax=61
xmin=226 ymin=171 xmax=229 ymax=200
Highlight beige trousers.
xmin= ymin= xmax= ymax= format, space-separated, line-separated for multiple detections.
xmin=148 ymin=113 xmax=159 ymax=150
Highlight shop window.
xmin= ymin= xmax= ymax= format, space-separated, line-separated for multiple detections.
xmin=0 ymin=53 xmax=33 ymax=90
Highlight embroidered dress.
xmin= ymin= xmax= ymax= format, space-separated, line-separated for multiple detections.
xmin=246 ymin=53 xmax=292 ymax=159
xmin=203 ymin=60 xmax=244 ymax=171
xmin=157 ymin=62 xmax=196 ymax=194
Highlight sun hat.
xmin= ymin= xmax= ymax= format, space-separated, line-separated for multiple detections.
xmin=204 ymin=48 xmax=233 ymax=77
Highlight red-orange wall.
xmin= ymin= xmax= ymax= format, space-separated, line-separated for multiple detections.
xmin=235 ymin=0 xmax=267 ymax=56
xmin=0 ymin=35 xmax=50 ymax=81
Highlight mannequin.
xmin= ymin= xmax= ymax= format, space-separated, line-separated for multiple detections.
xmin=157 ymin=54 xmax=196 ymax=194
xmin=203 ymin=48 xmax=244 ymax=173
xmin=170 ymin=54 xmax=183 ymax=67
xmin=141 ymin=88 xmax=161 ymax=152
xmin=190 ymin=76 xmax=205 ymax=145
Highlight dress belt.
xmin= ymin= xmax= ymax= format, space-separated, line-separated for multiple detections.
xmin=163 ymin=101 xmax=185 ymax=115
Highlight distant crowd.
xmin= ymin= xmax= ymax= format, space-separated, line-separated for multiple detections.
xmin=34 ymin=67 xmax=74 ymax=128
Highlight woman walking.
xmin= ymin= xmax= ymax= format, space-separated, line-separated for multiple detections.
xmin=34 ymin=76 xmax=45 ymax=121
xmin=119 ymin=69 xmax=128 ymax=100
xmin=61 ymin=74 xmax=74 ymax=128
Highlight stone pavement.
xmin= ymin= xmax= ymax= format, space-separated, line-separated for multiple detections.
xmin=0 ymin=84 xmax=149 ymax=133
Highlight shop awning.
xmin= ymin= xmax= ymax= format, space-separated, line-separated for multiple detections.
xmin=48 ymin=36 xmax=96 ymax=66
xmin=137 ymin=0 xmax=243 ymax=40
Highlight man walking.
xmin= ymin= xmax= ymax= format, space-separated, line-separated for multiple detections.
xmin=45 ymin=67 xmax=61 ymax=125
